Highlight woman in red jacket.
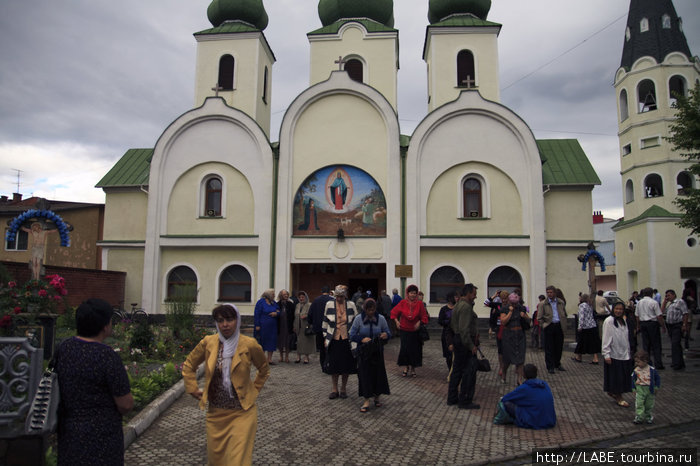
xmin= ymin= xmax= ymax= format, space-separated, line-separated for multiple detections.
xmin=390 ymin=284 xmax=429 ymax=377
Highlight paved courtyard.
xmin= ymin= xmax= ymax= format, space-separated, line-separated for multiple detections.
xmin=125 ymin=329 xmax=700 ymax=465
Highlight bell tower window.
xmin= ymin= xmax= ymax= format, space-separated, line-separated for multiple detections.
xmin=218 ymin=55 xmax=235 ymax=90
xmin=669 ymin=75 xmax=686 ymax=104
xmin=619 ymin=89 xmax=629 ymax=121
xmin=344 ymin=59 xmax=363 ymax=83
xmin=637 ymin=79 xmax=657 ymax=113
xmin=457 ymin=50 xmax=476 ymax=88
xmin=644 ymin=174 xmax=663 ymax=198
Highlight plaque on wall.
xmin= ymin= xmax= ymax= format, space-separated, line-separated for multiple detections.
xmin=394 ymin=265 xmax=413 ymax=278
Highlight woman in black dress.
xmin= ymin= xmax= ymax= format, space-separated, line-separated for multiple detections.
xmin=323 ymin=285 xmax=358 ymax=399
xmin=499 ymin=292 xmax=530 ymax=385
xmin=56 ymin=298 xmax=133 ymax=466
xmin=438 ymin=291 xmax=457 ymax=370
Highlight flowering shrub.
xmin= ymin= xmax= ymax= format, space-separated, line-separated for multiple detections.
xmin=0 ymin=275 xmax=68 ymax=333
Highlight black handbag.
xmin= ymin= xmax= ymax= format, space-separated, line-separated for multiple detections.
xmin=304 ymin=324 xmax=315 ymax=336
xmin=418 ymin=324 xmax=430 ymax=342
xmin=25 ymin=349 xmax=59 ymax=435
xmin=476 ymin=347 xmax=491 ymax=372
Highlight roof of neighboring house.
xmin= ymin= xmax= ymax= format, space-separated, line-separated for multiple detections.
xmin=95 ymin=148 xmax=152 ymax=188
xmin=0 ymin=196 xmax=102 ymax=215
xmin=537 ymin=139 xmax=601 ymax=186
xmin=612 ymin=204 xmax=682 ymax=229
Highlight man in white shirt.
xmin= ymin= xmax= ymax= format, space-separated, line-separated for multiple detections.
xmin=635 ymin=287 xmax=666 ymax=369
xmin=662 ymin=289 xmax=689 ymax=370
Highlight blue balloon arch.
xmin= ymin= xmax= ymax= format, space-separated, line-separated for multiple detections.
xmin=5 ymin=209 xmax=71 ymax=247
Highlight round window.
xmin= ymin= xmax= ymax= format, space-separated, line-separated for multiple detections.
xmin=628 ymin=242 xmax=634 ymax=251
xmin=688 ymin=237 xmax=697 ymax=247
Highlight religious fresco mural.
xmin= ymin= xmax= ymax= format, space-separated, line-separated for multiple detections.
xmin=293 ymin=165 xmax=386 ymax=236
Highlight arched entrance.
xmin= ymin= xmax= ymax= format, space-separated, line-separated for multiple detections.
xmin=290 ymin=263 xmax=386 ymax=300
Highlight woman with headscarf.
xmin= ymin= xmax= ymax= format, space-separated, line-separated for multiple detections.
xmin=499 ymin=292 xmax=530 ymax=385
xmin=323 ymin=285 xmax=358 ymax=399
xmin=293 ymin=291 xmax=315 ymax=364
xmin=602 ymin=301 xmax=633 ymax=407
xmin=390 ymin=284 xmax=429 ymax=377
xmin=572 ymin=293 xmax=601 ymax=364
xmin=350 ymin=298 xmax=391 ymax=412
xmin=254 ymin=289 xmax=279 ymax=364
xmin=183 ymin=304 xmax=270 ymax=465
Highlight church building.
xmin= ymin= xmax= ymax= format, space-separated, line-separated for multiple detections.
xmin=97 ymin=0 xmax=601 ymax=316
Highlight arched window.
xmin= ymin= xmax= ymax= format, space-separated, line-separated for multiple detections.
xmin=463 ymin=177 xmax=482 ymax=218
xmin=204 ymin=177 xmax=222 ymax=217
xmin=344 ymin=59 xmax=363 ymax=83
xmin=669 ymin=75 xmax=686 ymax=104
xmin=219 ymin=265 xmax=252 ymax=302
xmin=640 ymin=18 xmax=649 ymax=33
xmin=429 ymin=266 xmax=465 ymax=303
xmin=218 ymin=55 xmax=234 ymax=90
xmin=619 ymin=89 xmax=629 ymax=121
xmin=625 ymin=179 xmax=635 ymax=204
xmin=487 ymin=266 xmax=522 ymax=298
xmin=167 ymin=266 xmax=198 ymax=302
xmin=637 ymin=79 xmax=657 ymax=113
xmin=677 ymin=171 xmax=693 ymax=195
xmin=662 ymin=14 xmax=671 ymax=29
xmin=457 ymin=50 xmax=476 ymax=88
xmin=644 ymin=174 xmax=663 ymax=198
xmin=262 ymin=66 xmax=268 ymax=103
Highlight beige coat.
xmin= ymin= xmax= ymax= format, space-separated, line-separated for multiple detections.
xmin=183 ymin=334 xmax=270 ymax=411
xmin=537 ymin=298 xmax=568 ymax=331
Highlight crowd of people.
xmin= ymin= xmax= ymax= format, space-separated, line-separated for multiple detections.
xmin=50 ymin=280 xmax=696 ymax=464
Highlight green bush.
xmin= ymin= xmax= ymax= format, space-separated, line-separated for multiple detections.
xmin=165 ymin=284 xmax=198 ymax=339
xmin=129 ymin=321 xmax=154 ymax=354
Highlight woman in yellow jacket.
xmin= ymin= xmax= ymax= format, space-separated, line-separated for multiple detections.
xmin=183 ymin=304 xmax=270 ymax=465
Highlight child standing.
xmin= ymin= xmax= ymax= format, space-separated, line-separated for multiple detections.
xmin=631 ymin=349 xmax=661 ymax=424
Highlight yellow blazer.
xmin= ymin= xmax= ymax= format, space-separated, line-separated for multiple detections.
xmin=183 ymin=334 xmax=270 ymax=411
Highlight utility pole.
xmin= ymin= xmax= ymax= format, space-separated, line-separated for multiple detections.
xmin=11 ymin=168 xmax=23 ymax=193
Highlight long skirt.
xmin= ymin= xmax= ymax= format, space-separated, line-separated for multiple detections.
xmin=575 ymin=327 xmax=601 ymax=355
xmin=296 ymin=330 xmax=316 ymax=356
xmin=357 ymin=351 xmax=391 ymax=399
xmin=603 ymin=358 xmax=633 ymax=395
xmin=326 ymin=339 xmax=357 ymax=374
xmin=206 ymin=405 xmax=257 ymax=466
xmin=397 ymin=331 xmax=423 ymax=367
xmin=501 ymin=328 xmax=526 ymax=366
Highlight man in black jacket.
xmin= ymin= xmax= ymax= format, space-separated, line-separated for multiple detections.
xmin=308 ymin=285 xmax=334 ymax=371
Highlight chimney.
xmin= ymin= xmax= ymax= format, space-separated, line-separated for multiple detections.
xmin=0 ymin=195 xmax=7 ymax=203
xmin=592 ymin=211 xmax=604 ymax=224
xmin=12 ymin=193 xmax=22 ymax=202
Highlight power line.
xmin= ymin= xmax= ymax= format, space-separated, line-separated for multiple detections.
xmin=502 ymin=13 xmax=627 ymax=92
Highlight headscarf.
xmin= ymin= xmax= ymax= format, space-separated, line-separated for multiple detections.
xmin=215 ymin=304 xmax=242 ymax=397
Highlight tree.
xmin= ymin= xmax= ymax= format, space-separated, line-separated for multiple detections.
xmin=668 ymin=81 xmax=700 ymax=235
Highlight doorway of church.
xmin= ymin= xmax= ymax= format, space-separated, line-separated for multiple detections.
xmin=290 ymin=263 xmax=386 ymax=302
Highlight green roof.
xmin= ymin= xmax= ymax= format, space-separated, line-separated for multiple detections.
xmin=613 ymin=205 xmax=682 ymax=229
xmin=428 ymin=14 xmax=501 ymax=28
xmin=96 ymin=148 xmax=152 ymax=188
xmin=537 ymin=139 xmax=601 ymax=186
xmin=195 ymin=21 xmax=260 ymax=36
xmin=308 ymin=18 xmax=397 ymax=36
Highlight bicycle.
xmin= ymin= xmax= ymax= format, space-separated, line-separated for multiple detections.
xmin=112 ymin=302 xmax=149 ymax=325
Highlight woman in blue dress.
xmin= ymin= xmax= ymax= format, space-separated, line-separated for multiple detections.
xmin=254 ymin=288 xmax=279 ymax=364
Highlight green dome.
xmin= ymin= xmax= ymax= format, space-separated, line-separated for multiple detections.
xmin=207 ymin=0 xmax=269 ymax=30
xmin=428 ymin=0 xmax=491 ymax=24
xmin=318 ymin=0 xmax=394 ymax=28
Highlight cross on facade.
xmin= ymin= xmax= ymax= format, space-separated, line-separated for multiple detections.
xmin=461 ymin=75 xmax=475 ymax=88
xmin=211 ymin=83 xmax=224 ymax=97
xmin=334 ymin=56 xmax=346 ymax=71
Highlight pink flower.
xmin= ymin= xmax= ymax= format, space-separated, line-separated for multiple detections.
xmin=38 ymin=289 xmax=48 ymax=297
xmin=8 ymin=281 xmax=16 ymax=288
xmin=13 ymin=307 xmax=22 ymax=314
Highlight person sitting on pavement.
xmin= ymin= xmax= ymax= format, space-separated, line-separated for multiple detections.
xmin=493 ymin=364 xmax=556 ymax=429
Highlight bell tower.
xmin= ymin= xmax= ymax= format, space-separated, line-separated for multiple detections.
xmin=193 ymin=0 xmax=276 ymax=136
xmin=423 ymin=0 xmax=501 ymax=112
xmin=612 ymin=0 xmax=700 ymax=296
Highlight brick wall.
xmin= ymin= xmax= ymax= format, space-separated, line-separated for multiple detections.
xmin=1 ymin=261 xmax=126 ymax=311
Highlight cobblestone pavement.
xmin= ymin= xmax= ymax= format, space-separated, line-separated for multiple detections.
xmin=125 ymin=331 xmax=700 ymax=465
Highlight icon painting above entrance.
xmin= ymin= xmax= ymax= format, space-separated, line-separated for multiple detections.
xmin=293 ymin=165 xmax=386 ymax=236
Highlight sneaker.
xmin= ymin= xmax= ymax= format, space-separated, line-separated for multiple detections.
xmin=633 ymin=417 xmax=643 ymax=424
xmin=646 ymin=417 xmax=654 ymax=424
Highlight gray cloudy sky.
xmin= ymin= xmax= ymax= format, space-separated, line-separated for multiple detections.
xmin=1 ymin=0 xmax=698 ymax=220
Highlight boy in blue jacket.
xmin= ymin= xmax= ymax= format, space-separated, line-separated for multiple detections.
xmin=493 ymin=364 xmax=556 ymax=429
xmin=631 ymin=349 xmax=661 ymax=424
